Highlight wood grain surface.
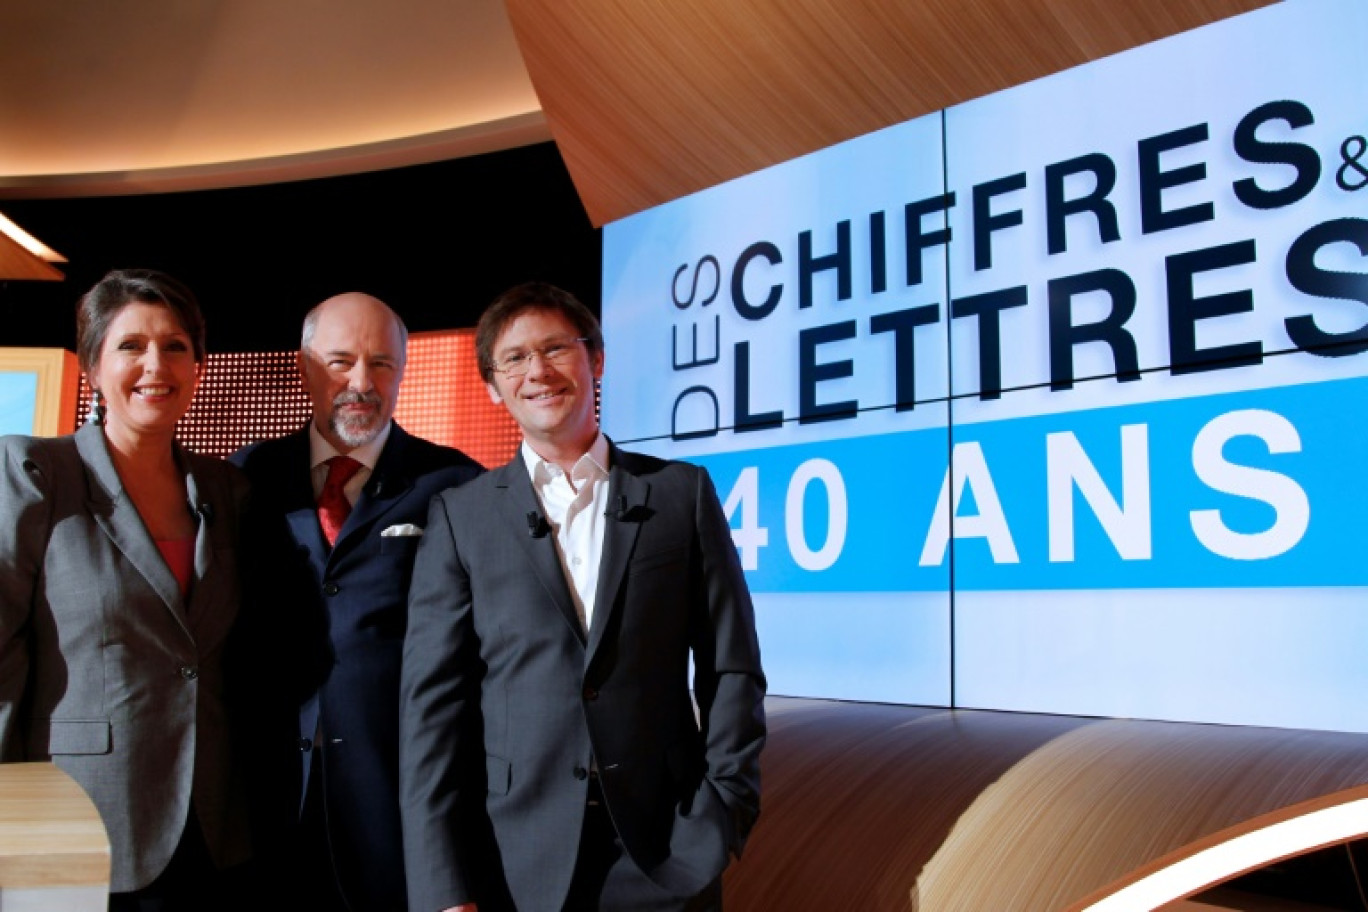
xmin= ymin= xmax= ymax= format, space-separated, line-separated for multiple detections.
xmin=0 ymin=762 xmax=110 ymax=888
xmin=506 ymin=0 xmax=1276 ymax=226
xmin=0 ymin=230 xmax=62 ymax=281
xmin=724 ymin=698 xmax=1368 ymax=911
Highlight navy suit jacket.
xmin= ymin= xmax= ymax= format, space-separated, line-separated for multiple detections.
xmin=399 ymin=443 xmax=766 ymax=912
xmin=229 ymin=422 xmax=482 ymax=911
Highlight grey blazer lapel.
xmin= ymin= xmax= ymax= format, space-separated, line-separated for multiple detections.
xmin=493 ymin=458 xmax=585 ymax=641
xmin=75 ymin=424 xmax=186 ymax=624
xmin=183 ymin=461 xmax=235 ymax=645
xmin=185 ymin=461 xmax=212 ymax=582
xmin=587 ymin=461 xmax=650 ymax=656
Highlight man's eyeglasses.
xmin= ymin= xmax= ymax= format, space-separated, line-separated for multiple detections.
xmin=490 ymin=337 xmax=590 ymax=377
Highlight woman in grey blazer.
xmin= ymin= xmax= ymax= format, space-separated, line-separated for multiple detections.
xmin=0 ymin=269 xmax=251 ymax=911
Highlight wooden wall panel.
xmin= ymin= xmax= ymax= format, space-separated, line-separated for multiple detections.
xmin=725 ymin=699 xmax=1368 ymax=911
xmin=0 ymin=230 xmax=62 ymax=281
xmin=915 ymin=720 xmax=1368 ymax=910
xmin=725 ymin=700 xmax=1093 ymax=909
xmin=506 ymin=0 xmax=1276 ymax=226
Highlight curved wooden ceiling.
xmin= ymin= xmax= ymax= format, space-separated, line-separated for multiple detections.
xmin=0 ymin=0 xmax=1277 ymax=220
xmin=0 ymin=0 xmax=547 ymax=199
xmin=507 ymin=0 xmax=1276 ymax=226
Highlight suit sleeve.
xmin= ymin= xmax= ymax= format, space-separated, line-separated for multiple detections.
xmin=399 ymin=492 xmax=480 ymax=911
xmin=0 ymin=439 xmax=50 ymax=761
xmin=689 ymin=465 xmax=767 ymax=855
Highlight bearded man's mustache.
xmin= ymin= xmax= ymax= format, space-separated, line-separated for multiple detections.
xmin=333 ymin=391 xmax=383 ymax=408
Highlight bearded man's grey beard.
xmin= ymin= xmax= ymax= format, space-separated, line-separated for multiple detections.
xmin=330 ymin=390 xmax=385 ymax=447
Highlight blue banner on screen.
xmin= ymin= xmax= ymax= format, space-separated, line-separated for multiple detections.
xmin=688 ymin=374 xmax=1368 ymax=592
xmin=601 ymin=0 xmax=1368 ymax=732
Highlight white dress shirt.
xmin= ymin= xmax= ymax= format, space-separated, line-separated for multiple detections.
xmin=522 ymin=434 xmax=610 ymax=633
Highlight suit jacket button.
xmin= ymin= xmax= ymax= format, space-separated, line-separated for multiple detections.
xmin=582 ymin=686 xmax=598 ymax=702
xmin=178 ymin=665 xmax=198 ymax=680
xmin=573 ymin=766 xmax=589 ymax=780
xmin=322 ymin=582 xmax=340 ymax=596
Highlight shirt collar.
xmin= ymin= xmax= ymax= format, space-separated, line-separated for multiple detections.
xmin=308 ymin=419 xmax=391 ymax=473
xmin=521 ymin=432 xmax=610 ymax=485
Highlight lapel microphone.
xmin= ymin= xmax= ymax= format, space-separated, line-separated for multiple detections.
xmin=526 ymin=510 xmax=551 ymax=538
xmin=196 ymin=503 xmax=214 ymax=525
xmin=605 ymin=494 xmax=628 ymax=522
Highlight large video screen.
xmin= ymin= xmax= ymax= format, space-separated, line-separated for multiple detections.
xmin=600 ymin=0 xmax=1368 ymax=733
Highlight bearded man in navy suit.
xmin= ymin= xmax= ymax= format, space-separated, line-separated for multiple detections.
xmin=230 ymin=292 xmax=482 ymax=911
xmin=399 ymin=283 xmax=766 ymax=912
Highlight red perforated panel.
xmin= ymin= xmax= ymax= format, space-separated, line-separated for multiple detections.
xmin=76 ymin=329 xmax=522 ymax=469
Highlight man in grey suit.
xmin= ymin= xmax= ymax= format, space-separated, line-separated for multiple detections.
xmin=230 ymin=292 xmax=482 ymax=911
xmin=399 ymin=282 xmax=767 ymax=912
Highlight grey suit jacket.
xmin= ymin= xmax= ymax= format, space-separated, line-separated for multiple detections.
xmin=400 ymin=442 xmax=767 ymax=912
xmin=0 ymin=422 xmax=251 ymax=892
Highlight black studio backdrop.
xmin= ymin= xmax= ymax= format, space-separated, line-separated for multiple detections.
xmin=0 ymin=141 xmax=601 ymax=354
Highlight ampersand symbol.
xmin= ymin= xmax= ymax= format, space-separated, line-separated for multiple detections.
xmin=1336 ymin=134 xmax=1368 ymax=191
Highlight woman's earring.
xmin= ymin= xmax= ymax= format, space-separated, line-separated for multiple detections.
xmin=91 ymin=389 xmax=106 ymax=426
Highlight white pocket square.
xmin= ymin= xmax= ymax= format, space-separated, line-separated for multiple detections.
xmin=381 ymin=524 xmax=424 ymax=537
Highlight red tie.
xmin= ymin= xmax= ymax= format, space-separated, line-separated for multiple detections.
xmin=318 ymin=455 xmax=362 ymax=547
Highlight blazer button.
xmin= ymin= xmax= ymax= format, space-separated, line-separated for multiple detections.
xmin=582 ymin=686 xmax=599 ymax=702
xmin=178 ymin=665 xmax=198 ymax=680
xmin=573 ymin=766 xmax=589 ymax=780
xmin=322 ymin=582 xmax=340 ymax=596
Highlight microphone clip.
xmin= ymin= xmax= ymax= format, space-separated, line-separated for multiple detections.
xmin=526 ymin=510 xmax=551 ymax=538
xmin=605 ymin=494 xmax=643 ymax=523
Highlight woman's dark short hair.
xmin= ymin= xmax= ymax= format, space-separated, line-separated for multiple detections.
xmin=475 ymin=282 xmax=602 ymax=383
xmin=75 ymin=268 xmax=206 ymax=374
